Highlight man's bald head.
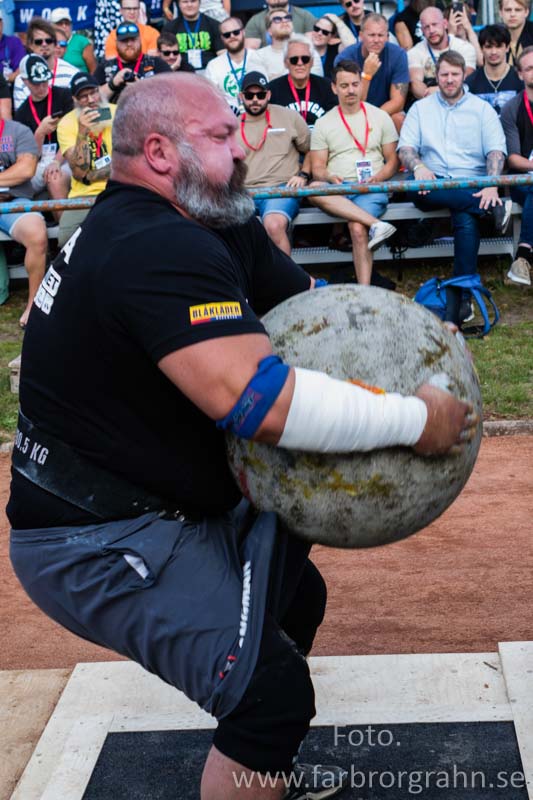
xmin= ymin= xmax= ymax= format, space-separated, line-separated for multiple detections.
xmin=420 ymin=6 xmax=444 ymax=25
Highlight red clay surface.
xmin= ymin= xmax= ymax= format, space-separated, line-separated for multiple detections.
xmin=1 ymin=436 xmax=532 ymax=671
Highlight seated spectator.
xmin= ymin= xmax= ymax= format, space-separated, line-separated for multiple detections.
xmin=309 ymin=61 xmax=397 ymax=284
xmin=163 ymin=0 xmax=230 ymax=24
xmin=393 ymin=0 xmax=434 ymax=50
xmin=0 ymin=115 xmax=48 ymax=327
xmin=399 ymin=51 xmax=510 ymax=325
xmin=444 ymin=4 xmax=482 ymax=67
xmin=257 ymin=11 xmax=323 ymax=80
xmin=408 ymin=7 xmax=476 ymax=101
xmin=51 ymin=8 xmax=97 ymax=73
xmin=13 ymin=18 xmax=78 ymax=110
xmin=308 ymin=14 xmax=356 ymax=79
xmin=96 ymin=23 xmax=171 ymax=104
xmin=204 ymin=17 xmax=264 ymax=108
xmin=14 ymin=55 xmax=72 ymax=219
xmin=0 ymin=8 xmax=26 ymax=84
xmin=245 ymin=0 xmax=316 ymax=49
xmin=338 ymin=0 xmax=368 ymax=41
xmin=268 ymin=34 xmax=337 ymax=126
xmin=501 ymin=45 xmax=533 ymax=286
xmin=162 ymin=0 xmax=223 ymax=71
xmin=237 ymin=70 xmax=311 ymax=254
xmin=156 ymin=31 xmax=195 ymax=71
xmin=0 ymin=71 xmax=11 ymax=119
xmin=335 ymin=13 xmax=409 ymax=131
xmin=499 ymin=0 xmax=533 ymax=68
xmin=56 ymin=73 xmax=115 ymax=247
xmin=105 ymin=0 xmax=159 ymax=58
xmin=466 ymin=24 xmax=523 ymax=115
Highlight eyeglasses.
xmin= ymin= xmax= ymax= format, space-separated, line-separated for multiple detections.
xmin=271 ymin=13 xmax=292 ymax=22
xmin=121 ymin=5 xmax=140 ymax=8
xmin=33 ymin=37 xmax=55 ymax=45
xmin=313 ymin=24 xmax=332 ymax=35
xmin=57 ymin=40 xmax=68 ymax=46
xmin=288 ymin=54 xmax=311 ymax=65
xmin=243 ymin=90 xmax=267 ymax=99
xmin=161 ymin=48 xmax=179 ymax=55
xmin=221 ymin=27 xmax=243 ymax=38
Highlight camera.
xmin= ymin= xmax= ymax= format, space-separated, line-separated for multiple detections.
xmin=122 ymin=70 xmax=136 ymax=83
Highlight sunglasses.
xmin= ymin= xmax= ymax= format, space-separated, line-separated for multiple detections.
xmin=221 ymin=27 xmax=243 ymax=38
xmin=288 ymin=54 xmax=311 ymax=65
xmin=313 ymin=24 xmax=332 ymax=35
xmin=33 ymin=37 xmax=55 ymax=45
xmin=57 ymin=40 xmax=68 ymax=46
xmin=344 ymin=0 xmax=362 ymax=6
xmin=243 ymin=90 xmax=267 ymax=100
xmin=271 ymin=13 xmax=292 ymax=22
xmin=161 ymin=48 xmax=179 ymax=55
xmin=117 ymin=23 xmax=139 ymax=34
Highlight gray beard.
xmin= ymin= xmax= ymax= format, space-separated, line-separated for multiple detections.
xmin=174 ymin=157 xmax=255 ymax=228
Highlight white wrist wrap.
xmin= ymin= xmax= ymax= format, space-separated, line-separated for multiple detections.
xmin=278 ymin=368 xmax=428 ymax=453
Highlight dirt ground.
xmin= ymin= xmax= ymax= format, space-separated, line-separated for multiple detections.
xmin=1 ymin=436 xmax=532 ymax=671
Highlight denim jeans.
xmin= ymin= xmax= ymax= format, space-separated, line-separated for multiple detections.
xmin=510 ymin=185 xmax=533 ymax=248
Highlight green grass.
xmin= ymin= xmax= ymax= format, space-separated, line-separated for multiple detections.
xmin=0 ymin=269 xmax=532 ymax=443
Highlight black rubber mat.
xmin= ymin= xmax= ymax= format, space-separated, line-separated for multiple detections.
xmin=83 ymin=722 xmax=527 ymax=799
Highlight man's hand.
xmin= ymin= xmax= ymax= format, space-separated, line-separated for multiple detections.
xmin=413 ymin=383 xmax=477 ymax=456
xmin=286 ymin=175 xmax=307 ymax=189
xmin=363 ymin=52 xmax=381 ymax=77
xmin=37 ymin=115 xmax=60 ymax=137
xmin=110 ymin=68 xmax=138 ymax=90
xmin=473 ymin=186 xmax=501 ymax=210
xmin=78 ymin=107 xmax=101 ymax=135
xmin=415 ymin=165 xmax=436 ymax=194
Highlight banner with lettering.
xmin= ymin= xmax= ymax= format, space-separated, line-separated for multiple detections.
xmin=15 ymin=0 xmax=96 ymax=31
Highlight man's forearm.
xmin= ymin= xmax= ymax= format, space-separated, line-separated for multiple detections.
xmin=509 ymin=153 xmax=533 ymax=172
xmin=486 ymin=150 xmax=505 ymax=176
xmin=398 ymin=145 xmax=423 ymax=172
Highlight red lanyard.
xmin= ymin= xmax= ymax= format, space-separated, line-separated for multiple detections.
xmin=117 ymin=52 xmax=143 ymax=75
xmin=240 ymin=110 xmax=271 ymax=151
xmin=338 ymin=103 xmax=369 ymax=157
xmin=0 ymin=119 xmax=4 ymax=140
xmin=28 ymin=90 xmax=53 ymax=142
xmin=287 ymin=76 xmax=311 ymax=122
xmin=89 ymin=132 xmax=104 ymax=158
xmin=524 ymin=90 xmax=533 ymax=128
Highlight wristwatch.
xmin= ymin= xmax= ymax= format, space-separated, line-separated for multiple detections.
xmin=298 ymin=170 xmax=311 ymax=182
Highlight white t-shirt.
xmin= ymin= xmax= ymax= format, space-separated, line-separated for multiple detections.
xmin=205 ymin=49 xmax=266 ymax=105
xmin=408 ymin=34 xmax=476 ymax=80
xmin=14 ymin=58 xmax=78 ymax=109
xmin=255 ymin=45 xmax=323 ymax=81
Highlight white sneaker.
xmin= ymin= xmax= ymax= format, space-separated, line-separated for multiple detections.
xmin=507 ymin=257 xmax=531 ymax=286
xmin=368 ymin=221 xmax=396 ymax=251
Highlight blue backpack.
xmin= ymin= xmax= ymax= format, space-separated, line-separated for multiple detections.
xmin=415 ymin=273 xmax=499 ymax=338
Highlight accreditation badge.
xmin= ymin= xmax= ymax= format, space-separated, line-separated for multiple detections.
xmin=355 ymin=159 xmax=373 ymax=184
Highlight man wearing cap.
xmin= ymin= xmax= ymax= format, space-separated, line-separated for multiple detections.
xmin=51 ymin=8 xmax=96 ymax=73
xmin=162 ymin=0 xmax=224 ymax=72
xmin=237 ymin=70 xmax=311 ymax=255
xmin=56 ymin=72 xmax=115 ymax=246
xmin=204 ymin=17 xmax=264 ymax=110
xmin=0 ymin=111 xmax=48 ymax=327
xmin=0 ymin=7 xmax=26 ymax=84
xmin=95 ymin=22 xmax=171 ymax=104
xmin=15 ymin=54 xmax=73 ymax=215
xmin=13 ymin=17 xmax=78 ymax=109
xmin=104 ymin=0 xmax=160 ymax=59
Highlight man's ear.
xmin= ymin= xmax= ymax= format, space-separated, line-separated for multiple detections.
xmin=143 ymin=132 xmax=177 ymax=174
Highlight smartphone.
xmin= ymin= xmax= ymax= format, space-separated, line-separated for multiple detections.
xmin=95 ymin=106 xmax=112 ymax=122
xmin=452 ymin=2 xmax=464 ymax=12
xmin=51 ymin=110 xmax=64 ymax=119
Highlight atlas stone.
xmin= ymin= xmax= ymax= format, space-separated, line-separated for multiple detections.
xmin=226 ymin=285 xmax=483 ymax=548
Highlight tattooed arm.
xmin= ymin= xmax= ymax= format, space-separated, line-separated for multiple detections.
xmin=398 ymin=145 xmax=435 ymax=193
xmin=381 ymin=82 xmax=409 ymax=115
xmin=64 ymin=109 xmax=111 ymax=184
xmin=486 ymin=150 xmax=505 ymax=176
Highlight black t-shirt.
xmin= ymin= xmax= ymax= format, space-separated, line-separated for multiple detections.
xmin=7 ymin=181 xmax=311 ymax=529
xmin=162 ymin=14 xmax=222 ymax=70
xmin=268 ymin=74 xmax=337 ymax=127
xmin=465 ymin=66 xmax=523 ymax=116
xmin=94 ymin=55 xmax=171 ymax=103
xmin=0 ymin=73 xmax=10 ymax=99
xmin=508 ymin=20 xmax=533 ymax=67
xmin=394 ymin=6 xmax=422 ymax=45
xmin=15 ymin=87 xmax=74 ymax=145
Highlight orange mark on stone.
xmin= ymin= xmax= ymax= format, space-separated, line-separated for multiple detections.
xmin=347 ymin=378 xmax=386 ymax=395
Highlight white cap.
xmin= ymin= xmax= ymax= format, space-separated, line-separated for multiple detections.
xmin=50 ymin=7 xmax=72 ymax=23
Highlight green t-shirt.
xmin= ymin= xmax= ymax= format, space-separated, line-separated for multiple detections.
xmin=64 ymin=33 xmax=91 ymax=72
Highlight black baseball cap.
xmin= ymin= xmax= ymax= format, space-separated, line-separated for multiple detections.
xmin=71 ymin=71 xmax=99 ymax=97
xmin=117 ymin=22 xmax=140 ymax=40
xmin=19 ymin=54 xmax=52 ymax=83
xmin=241 ymin=71 xmax=269 ymax=92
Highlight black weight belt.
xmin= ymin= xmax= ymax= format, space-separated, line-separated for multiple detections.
xmin=12 ymin=410 xmax=174 ymax=520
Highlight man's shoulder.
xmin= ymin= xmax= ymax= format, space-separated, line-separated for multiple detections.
xmin=407 ymin=39 xmax=428 ymax=62
xmin=200 ymin=12 xmax=221 ymax=31
xmin=269 ymin=103 xmax=303 ymax=122
xmin=268 ymin=74 xmax=287 ymax=90
xmin=500 ymin=90 xmax=523 ymax=121
xmin=57 ymin=57 xmax=78 ymax=75
xmin=384 ymin=41 xmax=408 ymax=63
xmin=449 ymin=35 xmax=476 ymax=57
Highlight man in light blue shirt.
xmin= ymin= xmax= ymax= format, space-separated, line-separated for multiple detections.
xmin=398 ymin=50 xmax=510 ymax=325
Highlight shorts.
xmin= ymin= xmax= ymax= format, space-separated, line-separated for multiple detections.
xmin=30 ymin=159 xmax=71 ymax=195
xmin=254 ymin=195 xmax=300 ymax=224
xmin=344 ymin=188 xmax=389 ymax=220
xmin=10 ymin=504 xmax=325 ymax=772
xmin=0 ymin=208 xmax=44 ymax=238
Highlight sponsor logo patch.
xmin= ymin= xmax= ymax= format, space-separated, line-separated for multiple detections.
xmin=189 ymin=301 xmax=242 ymax=325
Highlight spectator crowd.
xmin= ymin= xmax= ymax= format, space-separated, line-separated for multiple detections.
xmin=0 ymin=0 xmax=532 ymax=328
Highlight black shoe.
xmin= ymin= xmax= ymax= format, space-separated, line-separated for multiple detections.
xmin=491 ymin=199 xmax=512 ymax=235
xmin=371 ymin=271 xmax=396 ymax=291
xmin=284 ymin=763 xmax=349 ymax=799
